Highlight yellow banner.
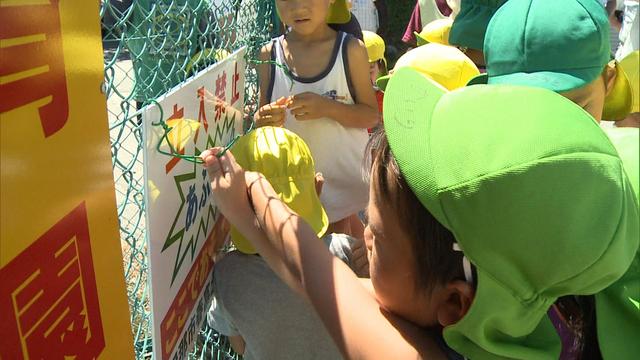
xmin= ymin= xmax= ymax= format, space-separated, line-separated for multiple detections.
xmin=1 ymin=0 xmax=134 ymax=358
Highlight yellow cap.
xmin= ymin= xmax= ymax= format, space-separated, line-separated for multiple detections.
xmin=185 ymin=48 xmax=230 ymax=76
xmin=604 ymin=51 xmax=639 ymax=120
xmin=229 ymin=127 xmax=329 ymax=254
xmin=414 ymin=18 xmax=453 ymax=47
xmin=376 ymin=43 xmax=479 ymax=91
xmin=362 ymin=30 xmax=386 ymax=64
xmin=326 ymin=0 xmax=351 ymax=24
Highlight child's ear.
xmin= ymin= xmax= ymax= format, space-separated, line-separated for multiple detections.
xmin=604 ymin=62 xmax=618 ymax=97
xmin=436 ymin=281 xmax=475 ymax=327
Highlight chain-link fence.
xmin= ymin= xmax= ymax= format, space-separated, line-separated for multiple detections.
xmin=100 ymin=1 xmax=278 ymax=358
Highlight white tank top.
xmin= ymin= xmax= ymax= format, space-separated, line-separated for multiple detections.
xmin=419 ymin=0 xmax=448 ymax=29
xmin=268 ymin=32 xmax=369 ymax=222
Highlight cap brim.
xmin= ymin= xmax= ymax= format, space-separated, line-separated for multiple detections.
xmin=376 ymin=73 xmax=392 ymax=91
xmin=466 ymin=73 xmax=488 ymax=86
xmin=603 ymin=63 xmax=633 ymax=121
xmin=618 ymin=51 xmax=639 ymax=113
xmin=414 ymin=31 xmax=429 ymax=47
xmin=443 ymin=269 xmax=561 ymax=358
xmin=488 ymin=67 xmax=602 ymax=92
xmin=231 ymin=177 xmax=328 ymax=254
xmin=326 ymin=0 xmax=351 ymax=24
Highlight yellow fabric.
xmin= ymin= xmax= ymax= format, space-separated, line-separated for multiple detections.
xmin=617 ymin=51 xmax=639 ymax=113
xmin=362 ymin=30 xmax=386 ymax=64
xmin=327 ymin=0 xmax=351 ymax=24
xmin=603 ymin=59 xmax=634 ymax=120
xmin=165 ymin=118 xmax=200 ymax=151
xmin=185 ymin=48 xmax=229 ymax=75
xmin=415 ymin=18 xmax=454 ymax=46
xmin=377 ymin=43 xmax=479 ymax=91
xmin=229 ymin=127 xmax=329 ymax=254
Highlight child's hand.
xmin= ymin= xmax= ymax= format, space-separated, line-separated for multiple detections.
xmin=288 ymin=92 xmax=329 ymax=120
xmin=254 ymin=97 xmax=290 ymax=127
xmin=200 ymin=148 xmax=256 ymax=230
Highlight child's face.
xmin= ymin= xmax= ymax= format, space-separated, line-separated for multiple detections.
xmin=364 ymin=183 xmax=444 ymax=327
xmin=559 ymin=65 xmax=616 ymax=121
xmin=276 ymin=0 xmax=333 ymax=36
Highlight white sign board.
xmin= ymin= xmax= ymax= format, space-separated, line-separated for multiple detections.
xmin=142 ymin=47 xmax=246 ymax=360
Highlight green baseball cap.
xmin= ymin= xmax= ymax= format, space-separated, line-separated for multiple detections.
xmin=449 ymin=0 xmax=507 ymax=51
xmin=383 ymin=67 xmax=639 ymax=358
xmin=469 ymin=0 xmax=611 ymax=92
xmin=596 ymin=118 xmax=640 ymax=360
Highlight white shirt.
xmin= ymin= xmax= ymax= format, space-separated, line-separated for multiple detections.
xmin=350 ymin=0 xmax=379 ymax=32
xmin=268 ymin=32 xmax=370 ymax=222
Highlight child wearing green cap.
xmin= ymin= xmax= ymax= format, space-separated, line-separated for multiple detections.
xmin=201 ymin=66 xmax=639 ymax=358
xmin=254 ymin=0 xmax=379 ymax=239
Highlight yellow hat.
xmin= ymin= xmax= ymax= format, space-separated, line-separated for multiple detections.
xmin=326 ymin=0 xmax=351 ymax=24
xmin=603 ymin=51 xmax=639 ymax=120
xmin=185 ymin=48 xmax=230 ymax=76
xmin=362 ymin=30 xmax=386 ymax=65
xmin=229 ymin=126 xmax=329 ymax=254
xmin=415 ymin=18 xmax=454 ymax=47
xmin=376 ymin=43 xmax=479 ymax=91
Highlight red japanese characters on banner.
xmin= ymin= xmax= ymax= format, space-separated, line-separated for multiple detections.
xmin=0 ymin=0 xmax=69 ymax=138
xmin=0 ymin=203 xmax=105 ymax=359
xmin=160 ymin=218 xmax=227 ymax=360
xmin=231 ymin=62 xmax=241 ymax=106
xmin=214 ymin=71 xmax=227 ymax=122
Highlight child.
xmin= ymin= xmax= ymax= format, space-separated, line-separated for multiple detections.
xmin=201 ymin=67 xmax=639 ymax=358
xmin=362 ymin=30 xmax=387 ymax=84
xmin=402 ymin=0 xmax=453 ymax=46
xmin=254 ymin=0 xmax=379 ymax=237
xmin=362 ymin=30 xmax=386 ymax=119
xmin=207 ymin=126 xmax=367 ymax=359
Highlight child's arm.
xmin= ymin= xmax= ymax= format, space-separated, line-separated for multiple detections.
xmin=255 ymin=43 xmax=288 ymax=127
xmin=256 ymin=43 xmax=273 ymax=108
xmin=200 ymin=149 xmax=446 ymax=360
xmin=288 ymin=38 xmax=380 ymax=129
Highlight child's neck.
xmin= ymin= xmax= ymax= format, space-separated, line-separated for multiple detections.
xmin=287 ymin=24 xmax=336 ymax=43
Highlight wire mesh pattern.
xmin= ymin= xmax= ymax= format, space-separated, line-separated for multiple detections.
xmin=100 ymin=1 xmax=277 ymax=358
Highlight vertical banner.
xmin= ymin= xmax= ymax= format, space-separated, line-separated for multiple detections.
xmin=0 ymin=0 xmax=134 ymax=359
xmin=142 ymin=47 xmax=246 ymax=360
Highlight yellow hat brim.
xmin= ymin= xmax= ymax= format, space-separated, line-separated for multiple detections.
xmin=603 ymin=60 xmax=633 ymax=121
xmin=620 ymin=51 xmax=639 ymax=113
xmin=231 ymin=176 xmax=329 ymax=254
xmin=415 ymin=18 xmax=453 ymax=47
xmin=326 ymin=0 xmax=351 ymax=24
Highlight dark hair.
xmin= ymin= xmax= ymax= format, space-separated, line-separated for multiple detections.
xmin=367 ymin=130 xmax=601 ymax=355
xmin=366 ymin=129 xmax=465 ymax=293
xmin=555 ymin=295 xmax=602 ymax=359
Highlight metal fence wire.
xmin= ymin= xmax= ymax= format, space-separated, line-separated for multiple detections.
xmin=99 ymin=0 xmax=278 ymax=358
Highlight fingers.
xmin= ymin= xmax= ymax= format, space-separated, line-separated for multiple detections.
xmin=275 ymin=96 xmax=291 ymax=106
xmin=200 ymin=147 xmax=226 ymax=191
xmin=215 ymin=149 xmax=241 ymax=179
xmin=292 ymin=113 xmax=314 ymax=121
xmin=350 ymin=239 xmax=370 ymax=277
xmin=255 ymin=102 xmax=287 ymax=127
